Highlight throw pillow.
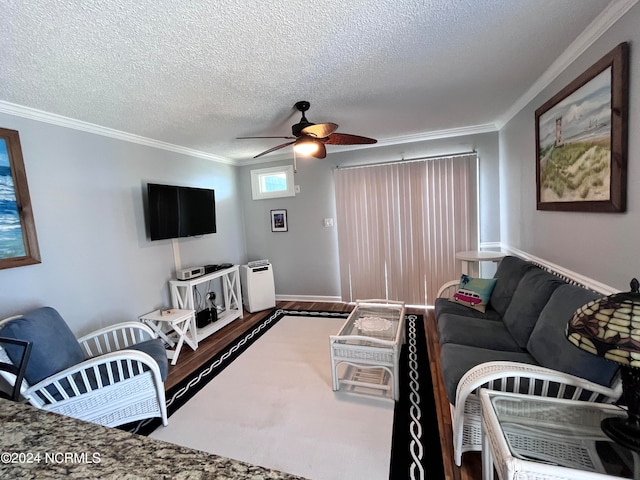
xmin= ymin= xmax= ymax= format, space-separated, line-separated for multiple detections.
xmin=449 ymin=275 xmax=497 ymax=312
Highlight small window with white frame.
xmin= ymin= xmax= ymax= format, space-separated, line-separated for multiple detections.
xmin=250 ymin=165 xmax=295 ymax=200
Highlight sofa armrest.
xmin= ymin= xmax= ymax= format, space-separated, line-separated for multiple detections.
xmin=437 ymin=280 xmax=460 ymax=298
xmin=450 ymin=360 xmax=622 ymax=465
xmin=78 ymin=321 xmax=156 ymax=357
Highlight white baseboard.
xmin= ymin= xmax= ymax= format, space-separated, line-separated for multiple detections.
xmin=275 ymin=294 xmax=344 ymax=303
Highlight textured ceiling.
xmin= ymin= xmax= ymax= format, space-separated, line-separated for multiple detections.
xmin=0 ymin=0 xmax=619 ymax=164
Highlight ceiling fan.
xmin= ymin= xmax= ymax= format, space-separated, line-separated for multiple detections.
xmin=237 ymin=101 xmax=377 ymax=159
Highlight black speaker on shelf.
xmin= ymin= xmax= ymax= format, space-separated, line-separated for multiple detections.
xmin=196 ymin=308 xmax=218 ymax=328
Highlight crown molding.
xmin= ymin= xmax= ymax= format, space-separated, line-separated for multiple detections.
xmin=0 ymin=100 xmax=236 ymax=165
xmin=496 ymin=0 xmax=638 ymax=129
xmin=1 ymin=98 xmax=496 ymax=167
xmin=375 ymin=123 xmax=498 ymax=146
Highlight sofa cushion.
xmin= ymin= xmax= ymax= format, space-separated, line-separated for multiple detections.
xmin=440 ymin=343 xmax=536 ymax=404
xmin=489 ymin=256 xmax=536 ymax=317
xmin=434 ymin=297 xmax=502 ymax=321
xmin=1 ymin=307 xmax=85 ymax=385
xmin=449 ymin=275 xmax=497 ymax=312
xmin=502 ymin=268 xmax=565 ymax=348
xmin=437 ymin=314 xmax=523 ymax=352
xmin=527 ymin=284 xmax=619 ymax=387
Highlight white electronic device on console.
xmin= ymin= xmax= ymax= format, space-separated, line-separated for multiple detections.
xmin=177 ymin=266 xmax=205 ymax=280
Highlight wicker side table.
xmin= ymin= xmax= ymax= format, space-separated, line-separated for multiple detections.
xmin=480 ymin=389 xmax=637 ymax=480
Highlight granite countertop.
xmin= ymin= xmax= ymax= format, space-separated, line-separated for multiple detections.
xmin=0 ymin=399 xmax=308 ymax=480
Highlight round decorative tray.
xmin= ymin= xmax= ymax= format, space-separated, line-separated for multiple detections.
xmin=355 ymin=316 xmax=392 ymax=332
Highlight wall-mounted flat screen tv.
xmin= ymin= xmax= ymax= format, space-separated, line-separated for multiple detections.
xmin=147 ymin=183 xmax=216 ymax=241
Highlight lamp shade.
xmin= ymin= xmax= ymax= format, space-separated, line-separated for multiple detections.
xmin=567 ymin=278 xmax=640 ymax=451
xmin=566 ymin=278 xmax=640 ymax=368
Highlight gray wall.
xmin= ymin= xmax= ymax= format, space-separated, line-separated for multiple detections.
xmin=0 ymin=113 xmax=246 ymax=336
xmin=239 ymin=131 xmax=500 ymax=298
xmin=499 ymin=3 xmax=640 ymax=291
xmin=239 ymin=156 xmax=342 ymax=298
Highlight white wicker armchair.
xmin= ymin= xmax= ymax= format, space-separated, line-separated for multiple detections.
xmin=0 ymin=310 xmax=168 ymax=428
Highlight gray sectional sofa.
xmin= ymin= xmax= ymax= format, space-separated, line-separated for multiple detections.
xmin=434 ymin=255 xmax=622 ymax=465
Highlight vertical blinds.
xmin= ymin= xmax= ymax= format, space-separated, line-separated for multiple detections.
xmin=333 ymin=153 xmax=477 ymax=305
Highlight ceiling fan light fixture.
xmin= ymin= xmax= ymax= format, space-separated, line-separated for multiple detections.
xmin=239 ymin=101 xmax=377 ymax=159
xmin=293 ymin=138 xmax=320 ymax=156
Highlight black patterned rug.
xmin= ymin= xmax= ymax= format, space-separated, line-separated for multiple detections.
xmin=122 ymin=309 xmax=443 ymax=480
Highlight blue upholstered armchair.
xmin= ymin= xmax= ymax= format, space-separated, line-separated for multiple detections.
xmin=0 ymin=307 xmax=168 ymax=428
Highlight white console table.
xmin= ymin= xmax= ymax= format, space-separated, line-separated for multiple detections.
xmin=169 ymin=265 xmax=243 ymax=344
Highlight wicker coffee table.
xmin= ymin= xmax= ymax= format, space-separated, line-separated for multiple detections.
xmin=329 ymin=299 xmax=405 ymax=400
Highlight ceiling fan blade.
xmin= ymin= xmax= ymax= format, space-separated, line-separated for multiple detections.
xmin=312 ymin=143 xmax=327 ymax=159
xmin=253 ymin=141 xmax=296 ymax=158
xmin=237 ymin=136 xmax=296 ymax=139
xmin=324 ymin=133 xmax=377 ymax=145
xmin=302 ymin=122 xmax=338 ymax=138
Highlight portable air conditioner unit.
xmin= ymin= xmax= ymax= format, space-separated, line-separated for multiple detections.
xmin=240 ymin=263 xmax=276 ymax=313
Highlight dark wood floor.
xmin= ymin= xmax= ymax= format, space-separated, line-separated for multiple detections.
xmin=165 ymin=301 xmax=481 ymax=480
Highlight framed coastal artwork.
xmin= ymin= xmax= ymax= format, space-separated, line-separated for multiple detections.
xmin=0 ymin=128 xmax=40 ymax=269
xmin=535 ymin=42 xmax=629 ymax=212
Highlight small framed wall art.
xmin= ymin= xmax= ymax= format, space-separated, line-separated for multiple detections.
xmin=270 ymin=209 xmax=288 ymax=232
xmin=535 ymin=42 xmax=629 ymax=212
xmin=0 ymin=128 xmax=41 ymax=270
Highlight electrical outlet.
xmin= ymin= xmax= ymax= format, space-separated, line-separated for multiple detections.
xmin=323 ymin=218 xmax=334 ymax=227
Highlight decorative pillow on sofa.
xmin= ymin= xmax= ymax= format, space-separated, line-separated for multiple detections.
xmin=449 ymin=275 xmax=497 ymax=312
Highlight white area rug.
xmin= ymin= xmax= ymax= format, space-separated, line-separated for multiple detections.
xmin=150 ymin=315 xmax=394 ymax=480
